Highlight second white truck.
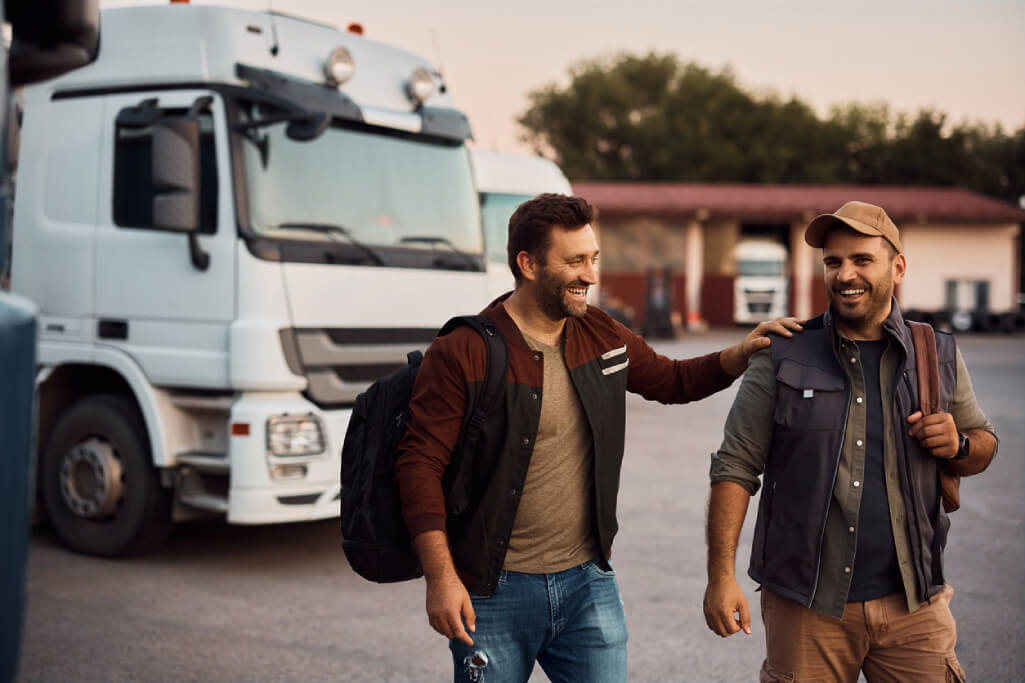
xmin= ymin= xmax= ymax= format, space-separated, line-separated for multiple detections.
xmin=472 ymin=150 xmax=574 ymax=299
xmin=733 ymin=239 xmax=788 ymax=324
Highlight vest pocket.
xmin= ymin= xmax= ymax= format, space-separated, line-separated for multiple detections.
xmin=774 ymin=360 xmax=846 ymax=431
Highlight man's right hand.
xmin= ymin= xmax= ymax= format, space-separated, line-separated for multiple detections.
xmin=413 ymin=530 xmax=476 ymax=645
xmin=425 ymin=570 xmax=476 ymax=646
xmin=703 ymin=578 xmax=752 ymax=637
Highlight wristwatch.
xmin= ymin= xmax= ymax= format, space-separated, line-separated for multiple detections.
xmin=952 ymin=432 xmax=970 ymax=461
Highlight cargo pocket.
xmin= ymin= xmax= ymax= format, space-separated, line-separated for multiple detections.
xmin=759 ymin=660 xmax=796 ymax=682
xmin=945 ymin=655 xmax=966 ymax=683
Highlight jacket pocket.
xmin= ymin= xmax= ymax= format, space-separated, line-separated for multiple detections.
xmin=774 ymin=359 xmax=846 ymax=431
xmin=759 ymin=661 xmax=796 ymax=682
xmin=945 ymin=655 xmax=966 ymax=683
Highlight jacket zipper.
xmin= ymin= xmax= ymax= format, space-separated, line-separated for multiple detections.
xmin=808 ymin=385 xmax=850 ymax=607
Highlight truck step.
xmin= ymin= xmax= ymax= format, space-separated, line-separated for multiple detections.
xmin=176 ymin=451 xmax=229 ymax=474
xmin=178 ymin=491 xmax=229 ymax=513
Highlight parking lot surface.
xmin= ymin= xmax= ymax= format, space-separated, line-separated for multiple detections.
xmin=20 ymin=331 xmax=1024 ymax=682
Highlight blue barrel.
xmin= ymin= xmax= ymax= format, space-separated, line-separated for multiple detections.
xmin=0 ymin=292 xmax=37 ymax=682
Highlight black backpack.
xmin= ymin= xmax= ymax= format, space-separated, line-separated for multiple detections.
xmin=340 ymin=315 xmax=508 ymax=583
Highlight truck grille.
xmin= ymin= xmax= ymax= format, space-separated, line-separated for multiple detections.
xmin=279 ymin=327 xmax=437 ymax=407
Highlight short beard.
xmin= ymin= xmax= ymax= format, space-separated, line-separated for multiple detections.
xmin=535 ymin=266 xmax=587 ymax=321
xmin=829 ymin=279 xmax=894 ymax=332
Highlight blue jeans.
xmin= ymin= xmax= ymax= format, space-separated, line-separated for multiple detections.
xmin=449 ymin=560 xmax=628 ymax=683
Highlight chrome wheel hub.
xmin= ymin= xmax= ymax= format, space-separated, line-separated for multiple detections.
xmin=59 ymin=437 xmax=124 ymax=519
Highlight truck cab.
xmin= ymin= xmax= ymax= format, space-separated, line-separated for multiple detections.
xmin=733 ymin=239 xmax=788 ymax=324
xmin=10 ymin=5 xmax=489 ymax=555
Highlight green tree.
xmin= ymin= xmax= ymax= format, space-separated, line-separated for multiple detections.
xmin=520 ymin=52 xmax=1025 ymax=206
xmin=519 ymin=53 xmax=848 ymax=183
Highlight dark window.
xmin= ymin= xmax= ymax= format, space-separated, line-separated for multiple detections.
xmin=112 ymin=110 xmax=218 ymax=233
xmin=976 ymin=280 xmax=989 ymax=310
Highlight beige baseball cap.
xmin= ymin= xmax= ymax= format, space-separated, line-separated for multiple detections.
xmin=804 ymin=200 xmax=903 ymax=253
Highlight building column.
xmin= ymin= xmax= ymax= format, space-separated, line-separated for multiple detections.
xmin=685 ymin=216 xmax=705 ymax=329
xmin=790 ymin=219 xmax=816 ymax=321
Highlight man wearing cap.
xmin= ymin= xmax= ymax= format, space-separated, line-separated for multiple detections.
xmin=703 ymin=201 xmax=998 ymax=681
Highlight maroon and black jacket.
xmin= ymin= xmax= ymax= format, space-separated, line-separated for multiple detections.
xmin=395 ymin=295 xmax=735 ymax=595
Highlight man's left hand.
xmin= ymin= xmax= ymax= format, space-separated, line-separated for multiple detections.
xmin=720 ymin=317 xmax=805 ymax=376
xmin=907 ymin=410 xmax=960 ymax=459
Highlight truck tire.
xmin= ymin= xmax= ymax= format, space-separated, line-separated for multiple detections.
xmin=41 ymin=394 xmax=172 ymax=556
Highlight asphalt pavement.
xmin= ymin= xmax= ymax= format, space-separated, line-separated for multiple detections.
xmin=19 ymin=331 xmax=1024 ymax=682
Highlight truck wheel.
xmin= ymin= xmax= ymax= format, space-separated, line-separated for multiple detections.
xmin=41 ymin=394 xmax=171 ymax=556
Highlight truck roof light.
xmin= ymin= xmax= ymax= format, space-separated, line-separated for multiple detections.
xmin=406 ymin=67 xmax=435 ymax=105
xmin=347 ymin=23 xmax=364 ymax=35
xmin=324 ymin=47 xmax=355 ymax=87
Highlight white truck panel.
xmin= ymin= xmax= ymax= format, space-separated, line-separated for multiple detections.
xmin=282 ymin=262 xmax=490 ymax=327
xmin=11 ymin=94 xmax=100 ymax=320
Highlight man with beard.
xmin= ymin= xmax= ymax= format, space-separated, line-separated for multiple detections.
xmin=396 ymin=193 xmax=801 ymax=682
xmin=704 ymin=201 xmax=998 ymax=681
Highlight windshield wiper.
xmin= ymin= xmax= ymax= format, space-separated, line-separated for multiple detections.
xmin=398 ymin=236 xmax=480 ymax=271
xmin=276 ymin=223 xmax=386 ymax=266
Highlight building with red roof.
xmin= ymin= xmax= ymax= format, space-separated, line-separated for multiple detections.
xmin=570 ymin=182 xmax=1025 ymax=331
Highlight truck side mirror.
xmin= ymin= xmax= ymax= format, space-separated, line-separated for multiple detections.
xmin=285 ymin=112 xmax=331 ymax=141
xmin=6 ymin=0 xmax=101 ymax=87
xmin=151 ymin=117 xmax=209 ymax=270
xmin=152 ymin=118 xmax=201 ymax=233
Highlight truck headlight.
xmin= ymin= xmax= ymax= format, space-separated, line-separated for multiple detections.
xmin=266 ymin=415 xmax=325 ymax=456
xmin=324 ymin=47 xmax=355 ymax=86
xmin=406 ymin=66 xmax=435 ymax=105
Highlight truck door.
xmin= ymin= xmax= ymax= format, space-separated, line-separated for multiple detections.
xmin=93 ymin=90 xmax=235 ymax=388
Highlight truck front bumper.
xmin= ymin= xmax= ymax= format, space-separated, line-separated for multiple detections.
xmin=224 ymin=392 xmax=350 ymax=524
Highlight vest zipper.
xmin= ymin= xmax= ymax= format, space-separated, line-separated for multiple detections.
xmin=897 ymin=370 xmax=929 ymax=598
xmin=807 ymin=385 xmax=851 ymax=607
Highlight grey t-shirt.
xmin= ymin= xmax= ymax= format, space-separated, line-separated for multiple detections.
xmin=503 ymin=333 xmax=598 ymax=573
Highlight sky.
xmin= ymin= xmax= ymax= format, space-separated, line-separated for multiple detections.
xmin=101 ymin=0 xmax=1025 ymax=155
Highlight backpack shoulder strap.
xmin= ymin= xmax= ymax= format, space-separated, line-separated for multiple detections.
xmin=437 ymin=315 xmax=508 ymax=515
xmin=908 ymin=320 xmax=961 ymax=512
xmin=908 ymin=320 xmax=939 ymax=415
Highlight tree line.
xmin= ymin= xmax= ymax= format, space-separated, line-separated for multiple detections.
xmin=518 ymin=53 xmax=1025 ymax=204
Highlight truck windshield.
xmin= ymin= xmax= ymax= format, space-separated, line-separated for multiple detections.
xmin=480 ymin=192 xmax=531 ymax=264
xmin=738 ymin=259 xmax=784 ymax=278
xmin=240 ymin=114 xmax=481 ymax=257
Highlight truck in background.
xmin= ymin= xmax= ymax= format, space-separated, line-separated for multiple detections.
xmin=733 ymin=239 xmax=788 ymax=324
xmin=7 ymin=3 xmax=491 ymax=556
xmin=472 ymin=149 xmax=575 ymax=299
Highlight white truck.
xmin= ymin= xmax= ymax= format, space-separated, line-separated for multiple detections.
xmin=472 ymin=150 xmax=574 ymax=299
xmin=733 ymin=239 xmax=788 ymax=324
xmin=7 ymin=4 xmax=492 ymax=556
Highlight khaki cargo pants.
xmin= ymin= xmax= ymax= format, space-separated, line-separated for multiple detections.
xmin=760 ymin=585 xmax=966 ymax=682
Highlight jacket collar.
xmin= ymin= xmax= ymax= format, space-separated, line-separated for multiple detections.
xmin=482 ymin=292 xmax=532 ymax=352
xmin=482 ymin=290 xmax=593 ymax=353
xmin=823 ymin=297 xmax=912 ymax=357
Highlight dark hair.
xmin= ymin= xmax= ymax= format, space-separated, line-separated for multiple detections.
xmin=507 ymin=193 xmax=595 ymax=283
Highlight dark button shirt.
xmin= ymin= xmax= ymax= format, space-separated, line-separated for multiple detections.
xmin=848 ymin=339 xmax=903 ymax=602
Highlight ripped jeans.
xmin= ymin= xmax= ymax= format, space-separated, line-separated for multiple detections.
xmin=449 ymin=560 xmax=628 ymax=683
